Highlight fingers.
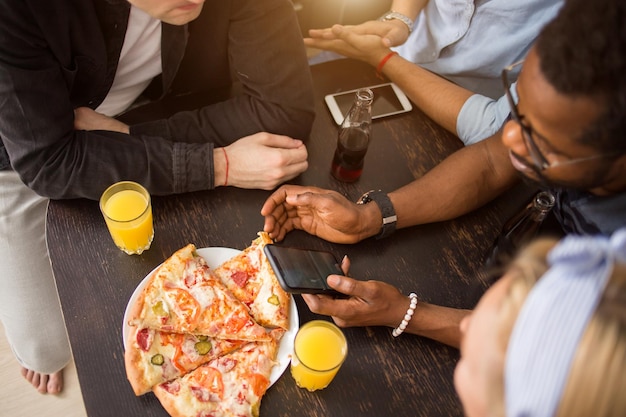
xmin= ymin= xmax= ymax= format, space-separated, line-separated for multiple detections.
xmin=254 ymin=133 xmax=307 ymax=166
xmin=303 ymin=37 xmax=344 ymax=51
xmin=307 ymin=27 xmax=338 ymax=40
xmin=326 ymin=275 xmax=360 ymax=296
xmin=340 ymin=255 xmax=351 ymax=275
xmin=284 ymin=189 xmax=326 ymax=207
xmin=260 ymin=185 xmax=303 ymax=240
xmin=300 ymin=280 xmax=364 ymax=327
xmin=266 ymin=186 xmax=329 ymax=212
xmin=382 ymin=27 xmax=410 ymax=47
xmin=260 ymin=194 xmax=281 ymax=218
xmin=301 ymin=293 xmax=338 ymax=316
xmin=254 ymin=132 xmax=304 ymax=149
xmin=273 ymin=159 xmax=308 ymax=186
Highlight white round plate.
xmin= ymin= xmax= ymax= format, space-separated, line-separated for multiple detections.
xmin=122 ymin=247 xmax=299 ymax=386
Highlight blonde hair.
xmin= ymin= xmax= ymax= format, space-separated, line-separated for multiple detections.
xmin=556 ymin=261 xmax=626 ymax=417
xmin=488 ymin=238 xmax=626 ymax=417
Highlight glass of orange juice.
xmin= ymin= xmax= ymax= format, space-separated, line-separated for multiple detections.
xmin=291 ymin=320 xmax=348 ymax=391
xmin=99 ymin=181 xmax=154 ymax=255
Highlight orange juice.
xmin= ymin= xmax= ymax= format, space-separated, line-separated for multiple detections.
xmin=291 ymin=320 xmax=347 ymax=391
xmin=100 ymin=182 xmax=153 ymax=255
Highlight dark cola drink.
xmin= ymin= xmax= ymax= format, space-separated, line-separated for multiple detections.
xmin=330 ymin=88 xmax=373 ymax=182
xmin=331 ymin=127 xmax=369 ymax=182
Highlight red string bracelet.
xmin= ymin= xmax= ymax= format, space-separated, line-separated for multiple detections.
xmin=376 ymin=51 xmax=398 ymax=79
xmin=222 ymin=148 xmax=229 ymax=186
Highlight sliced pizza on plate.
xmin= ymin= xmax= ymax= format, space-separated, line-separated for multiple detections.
xmin=123 ymin=237 xmax=297 ymax=417
xmin=213 ymin=232 xmax=290 ymax=330
xmin=126 ymin=244 xmax=270 ymax=342
xmin=125 ymin=327 xmax=248 ymax=395
xmin=153 ymin=329 xmax=284 ymax=417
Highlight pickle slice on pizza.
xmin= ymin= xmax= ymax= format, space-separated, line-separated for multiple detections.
xmin=153 ymin=329 xmax=284 ymax=417
xmin=213 ymin=232 xmax=290 ymax=330
xmin=125 ymin=327 xmax=248 ymax=396
xmin=127 ymin=244 xmax=270 ymax=342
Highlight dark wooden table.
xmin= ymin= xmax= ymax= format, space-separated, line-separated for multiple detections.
xmin=47 ymin=58 xmax=534 ymax=417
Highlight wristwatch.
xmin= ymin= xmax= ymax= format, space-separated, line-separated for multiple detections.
xmin=379 ymin=11 xmax=414 ymax=34
xmin=356 ymin=190 xmax=397 ymax=239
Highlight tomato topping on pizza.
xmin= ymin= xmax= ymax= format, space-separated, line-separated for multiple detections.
xmin=124 ymin=238 xmax=290 ymax=416
xmin=127 ymin=244 xmax=270 ymax=341
xmin=152 ymin=329 xmax=284 ymax=417
xmin=213 ymin=232 xmax=291 ymax=330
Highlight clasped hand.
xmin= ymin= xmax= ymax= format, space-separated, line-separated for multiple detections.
xmin=220 ymin=133 xmax=308 ymax=190
xmin=74 ymin=107 xmax=308 ymax=191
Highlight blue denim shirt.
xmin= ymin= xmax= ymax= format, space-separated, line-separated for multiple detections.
xmin=394 ymin=0 xmax=564 ymax=144
xmin=554 ymin=188 xmax=626 ymax=235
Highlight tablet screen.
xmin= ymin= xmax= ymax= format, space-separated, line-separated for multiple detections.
xmin=332 ymin=83 xmax=408 ymax=119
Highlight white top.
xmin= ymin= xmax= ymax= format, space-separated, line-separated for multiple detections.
xmin=96 ymin=6 xmax=162 ymax=117
xmin=394 ymin=0 xmax=564 ymax=144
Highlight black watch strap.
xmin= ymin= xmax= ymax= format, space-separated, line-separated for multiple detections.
xmin=356 ymin=190 xmax=397 ymax=239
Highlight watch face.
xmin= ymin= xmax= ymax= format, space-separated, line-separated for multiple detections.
xmin=357 ymin=194 xmax=371 ymax=205
xmin=357 ymin=190 xmax=376 ymax=205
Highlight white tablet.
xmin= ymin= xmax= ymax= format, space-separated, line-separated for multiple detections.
xmin=324 ymin=82 xmax=413 ymax=125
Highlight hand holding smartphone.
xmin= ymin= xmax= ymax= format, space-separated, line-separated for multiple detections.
xmin=264 ymin=245 xmax=344 ymax=296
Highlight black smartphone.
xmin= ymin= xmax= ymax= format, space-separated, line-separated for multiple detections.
xmin=263 ymin=245 xmax=344 ymax=295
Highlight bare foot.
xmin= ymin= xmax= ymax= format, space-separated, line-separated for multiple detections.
xmin=20 ymin=366 xmax=64 ymax=394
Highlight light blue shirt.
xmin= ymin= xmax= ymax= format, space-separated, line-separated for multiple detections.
xmin=394 ymin=0 xmax=564 ymax=144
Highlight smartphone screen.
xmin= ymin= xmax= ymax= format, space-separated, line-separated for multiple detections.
xmin=263 ymin=245 xmax=343 ymax=295
xmin=325 ymin=82 xmax=412 ymax=125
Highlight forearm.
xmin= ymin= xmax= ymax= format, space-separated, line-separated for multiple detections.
xmin=390 ymin=0 xmax=428 ymax=20
xmin=406 ymin=302 xmax=470 ymax=348
xmin=381 ymin=54 xmax=473 ymax=135
xmin=391 ymin=133 xmax=517 ymax=229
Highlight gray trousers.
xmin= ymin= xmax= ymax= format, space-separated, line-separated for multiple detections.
xmin=0 ymin=171 xmax=71 ymax=373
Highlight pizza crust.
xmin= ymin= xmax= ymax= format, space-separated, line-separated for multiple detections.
xmin=124 ymin=237 xmax=288 ymax=416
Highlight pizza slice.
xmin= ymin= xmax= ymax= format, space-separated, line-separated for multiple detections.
xmin=153 ymin=329 xmax=285 ymax=417
xmin=213 ymin=232 xmax=290 ymax=330
xmin=124 ymin=326 xmax=249 ymax=396
xmin=127 ymin=244 xmax=270 ymax=342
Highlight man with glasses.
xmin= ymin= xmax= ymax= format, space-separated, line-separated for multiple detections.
xmin=260 ymin=0 xmax=626 ymax=347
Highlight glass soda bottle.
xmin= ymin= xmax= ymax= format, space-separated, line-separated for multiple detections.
xmin=330 ymin=88 xmax=373 ymax=182
xmin=484 ymin=190 xmax=556 ymax=270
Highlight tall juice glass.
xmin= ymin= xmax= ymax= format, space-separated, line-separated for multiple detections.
xmin=99 ymin=181 xmax=154 ymax=255
xmin=291 ymin=320 xmax=348 ymax=391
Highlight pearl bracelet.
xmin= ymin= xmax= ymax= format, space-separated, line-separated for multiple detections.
xmin=392 ymin=292 xmax=418 ymax=337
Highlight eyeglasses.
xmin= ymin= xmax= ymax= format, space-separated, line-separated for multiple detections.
xmin=501 ymin=61 xmax=618 ymax=171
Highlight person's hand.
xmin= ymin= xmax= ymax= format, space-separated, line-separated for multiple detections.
xmin=73 ymin=107 xmax=130 ymax=134
xmin=219 ymin=133 xmax=308 ymax=190
xmin=304 ymin=24 xmax=392 ymax=67
xmin=307 ymin=19 xmax=410 ymax=49
xmin=302 ymin=274 xmax=409 ymax=328
xmin=261 ymin=185 xmax=371 ymax=244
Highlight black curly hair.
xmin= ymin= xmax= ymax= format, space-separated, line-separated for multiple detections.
xmin=536 ymin=0 xmax=626 ymax=153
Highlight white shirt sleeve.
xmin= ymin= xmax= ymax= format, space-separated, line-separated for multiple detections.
xmin=455 ymin=84 xmax=515 ymax=145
